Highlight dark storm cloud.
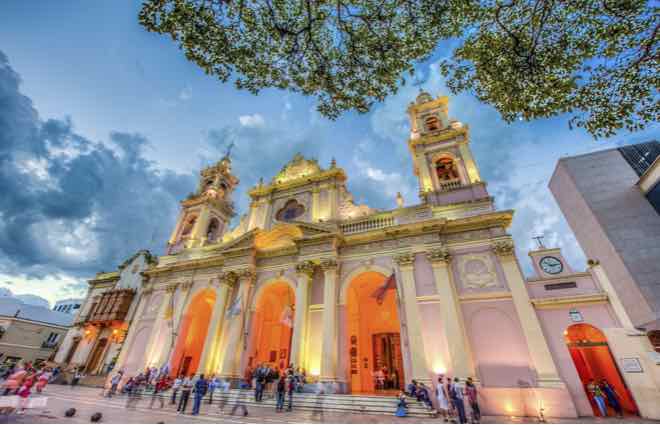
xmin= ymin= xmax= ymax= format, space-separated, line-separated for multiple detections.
xmin=0 ymin=50 xmax=195 ymax=278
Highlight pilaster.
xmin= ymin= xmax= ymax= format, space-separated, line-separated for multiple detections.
xmin=426 ymin=247 xmax=476 ymax=380
xmin=588 ymin=260 xmax=636 ymax=329
xmin=291 ymin=261 xmax=314 ymax=368
xmin=320 ymin=259 xmax=338 ymax=381
xmin=493 ymin=239 xmax=564 ymax=387
xmin=394 ymin=253 xmax=431 ymax=385
xmin=219 ymin=270 xmax=253 ymax=378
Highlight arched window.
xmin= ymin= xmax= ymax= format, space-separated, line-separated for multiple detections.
xmin=206 ymin=218 xmax=220 ymax=243
xmin=435 ymin=157 xmax=460 ymax=182
xmin=180 ymin=216 xmax=197 ymax=238
xmin=425 ymin=115 xmax=441 ymax=131
xmin=276 ymin=199 xmax=305 ymax=222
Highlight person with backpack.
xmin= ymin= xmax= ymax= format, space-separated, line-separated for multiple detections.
xmin=192 ymin=374 xmax=209 ymax=415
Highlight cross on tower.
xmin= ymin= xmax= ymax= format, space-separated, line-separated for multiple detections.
xmin=224 ymin=141 xmax=235 ymax=160
xmin=533 ymin=235 xmax=546 ymax=249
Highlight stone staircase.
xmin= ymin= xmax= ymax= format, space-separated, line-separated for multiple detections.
xmin=200 ymin=389 xmax=435 ymax=418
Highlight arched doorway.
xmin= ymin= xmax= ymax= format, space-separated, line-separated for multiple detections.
xmin=248 ymin=282 xmax=295 ymax=370
xmin=565 ymin=324 xmax=638 ymax=416
xmin=171 ymin=288 xmax=216 ymax=377
xmin=85 ymin=338 xmax=108 ymax=374
xmin=346 ymin=272 xmax=404 ymax=394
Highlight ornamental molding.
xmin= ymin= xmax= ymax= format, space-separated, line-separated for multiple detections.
xmin=456 ymin=253 xmax=498 ymax=289
xmin=531 ymin=292 xmax=609 ymax=309
xmin=238 ymin=269 xmax=256 ymax=282
xmin=165 ymin=283 xmax=178 ymax=293
xmin=426 ymin=247 xmax=451 ymax=264
xmin=320 ymin=258 xmax=338 ymax=271
xmin=394 ymin=252 xmax=415 ymax=267
xmin=492 ymin=240 xmax=515 ymax=257
xmin=219 ymin=271 xmax=240 ymax=286
xmin=295 ymin=261 xmax=316 ymax=278
xmin=180 ymin=281 xmax=194 ymax=292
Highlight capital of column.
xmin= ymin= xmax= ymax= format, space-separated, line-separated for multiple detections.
xmin=180 ymin=281 xmax=194 ymax=292
xmin=394 ymin=252 xmax=415 ymax=269
xmin=165 ymin=283 xmax=178 ymax=294
xmin=237 ymin=269 xmax=255 ymax=284
xmin=426 ymin=246 xmax=452 ymax=264
xmin=219 ymin=271 xmax=240 ymax=286
xmin=492 ymin=239 xmax=515 ymax=258
xmin=141 ymin=287 xmax=154 ymax=296
xmin=295 ymin=261 xmax=316 ymax=278
xmin=319 ymin=258 xmax=338 ymax=271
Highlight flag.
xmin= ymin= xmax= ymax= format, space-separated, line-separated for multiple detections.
xmin=280 ymin=305 xmax=294 ymax=328
xmin=226 ymin=295 xmax=242 ymax=318
xmin=371 ymin=273 xmax=396 ymax=305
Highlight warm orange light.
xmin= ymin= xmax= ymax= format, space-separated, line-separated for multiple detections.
xmin=112 ymin=329 xmax=119 ymax=335
xmin=84 ymin=329 xmax=91 ymax=336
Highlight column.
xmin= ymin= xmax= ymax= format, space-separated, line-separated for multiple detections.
xmin=312 ymin=187 xmax=321 ymax=221
xmin=143 ymin=285 xmax=177 ymax=367
xmin=163 ymin=281 xmax=194 ymax=366
xmin=427 ymin=247 xmax=476 ymax=379
xmin=291 ymin=261 xmax=314 ymax=368
xmin=493 ymin=240 xmax=563 ymax=387
xmin=198 ymin=280 xmax=232 ymax=374
xmin=219 ymin=271 xmax=252 ymax=378
xmin=416 ymin=149 xmax=433 ymax=192
xmin=457 ymin=141 xmax=481 ymax=183
xmin=320 ymin=259 xmax=338 ymax=381
xmin=589 ymin=260 xmax=636 ymax=329
xmin=113 ymin=288 xmax=152 ymax=372
xmin=190 ymin=206 xmax=210 ymax=247
xmin=394 ymin=253 xmax=431 ymax=384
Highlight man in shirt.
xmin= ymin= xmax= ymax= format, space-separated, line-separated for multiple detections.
xmin=192 ymin=374 xmax=209 ymax=415
xmin=170 ymin=375 xmax=183 ymax=405
xmin=177 ymin=375 xmax=194 ymax=414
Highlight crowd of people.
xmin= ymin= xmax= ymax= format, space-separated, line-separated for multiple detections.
xmin=0 ymin=362 xmax=58 ymax=414
xmin=397 ymin=376 xmax=480 ymax=423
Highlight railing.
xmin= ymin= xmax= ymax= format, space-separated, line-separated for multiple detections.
xmin=41 ymin=341 xmax=58 ymax=349
xmin=340 ymin=215 xmax=395 ymax=235
xmin=438 ymin=180 xmax=463 ymax=192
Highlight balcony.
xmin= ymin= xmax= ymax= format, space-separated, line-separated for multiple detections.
xmin=85 ymin=289 xmax=135 ymax=325
xmin=340 ymin=214 xmax=395 ymax=235
xmin=438 ymin=180 xmax=463 ymax=192
xmin=41 ymin=341 xmax=58 ymax=349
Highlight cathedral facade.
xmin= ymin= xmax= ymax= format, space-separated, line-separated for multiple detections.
xmin=59 ymin=93 xmax=660 ymax=418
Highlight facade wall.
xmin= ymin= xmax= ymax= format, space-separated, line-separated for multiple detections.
xmin=550 ymin=151 xmax=660 ymax=327
xmin=0 ymin=318 xmax=67 ymax=365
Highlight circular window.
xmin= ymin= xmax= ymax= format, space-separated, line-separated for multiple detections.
xmin=276 ymin=200 xmax=305 ymax=222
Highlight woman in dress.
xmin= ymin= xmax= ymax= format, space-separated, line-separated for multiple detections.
xmin=436 ymin=376 xmax=450 ymax=422
xmin=395 ymin=391 xmax=408 ymax=417
xmin=3 ymin=365 xmax=26 ymax=395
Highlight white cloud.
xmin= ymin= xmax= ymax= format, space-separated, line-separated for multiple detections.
xmin=238 ymin=113 xmax=265 ymax=128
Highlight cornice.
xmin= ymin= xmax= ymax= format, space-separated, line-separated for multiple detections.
xmin=248 ymin=168 xmax=346 ymax=198
xmin=408 ymin=125 xmax=469 ymax=149
xmin=459 ymin=291 xmax=513 ymax=302
xmin=143 ymin=255 xmax=226 ymax=277
xmin=531 ymin=292 xmax=609 ymax=309
xmin=88 ymin=272 xmax=120 ymax=285
xmin=526 ymin=272 xmax=592 ymax=284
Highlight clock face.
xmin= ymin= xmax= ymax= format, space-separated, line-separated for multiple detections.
xmin=540 ymin=256 xmax=563 ymax=275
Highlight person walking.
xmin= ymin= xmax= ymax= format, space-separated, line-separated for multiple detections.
xmin=286 ymin=371 xmax=295 ymax=411
xmin=587 ymin=379 xmax=607 ymax=417
xmin=275 ymin=374 xmax=286 ymax=412
xmin=600 ymin=379 xmax=623 ymax=418
xmin=217 ymin=379 xmax=231 ymax=414
xmin=149 ymin=375 xmax=168 ymax=409
xmin=465 ymin=377 xmax=480 ymax=423
xmin=107 ymin=371 xmax=123 ymax=398
xmin=170 ymin=375 xmax=183 ymax=405
xmin=436 ymin=376 xmax=450 ymax=422
xmin=177 ymin=375 xmax=193 ymax=414
xmin=451 ymin=378 xmax=467 ymax=424
xmin=35 ymin=367 xmax=52 ymax=393
xmin=254 ymin=364 xmax=266 ymax=402
xmin=71 ymin=368 xmax=84 ymax=388
xmin=229 ymin=382 xmax=249 ymax=417
xmin=192 ymin=374 xmax=208 ymax=415
xmin=208 ymin=375 xmax=220 ymax=404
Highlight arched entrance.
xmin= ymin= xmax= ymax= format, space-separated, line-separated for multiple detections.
xmin=346 ymin=271 xmax=404 ymax=394
xmin=565 ymin=324 xmax=638 ymax=416
xmin=248 ymin=282 xmax=295 ymax=370
xmin=85 ymin=338 xmax=108 ymax=374
xmin=171 ymin=288 xmax=216 ymax=377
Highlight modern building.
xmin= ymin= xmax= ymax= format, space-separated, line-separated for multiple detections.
xmin=61 ymin=93 xmax=658 ymax=419
xmin=549 ymin=141 xmax=660 ymax=333
xmin=53 ymin=298 xmax=84 ymax=315
xmin=54 ymin=251 xmax=155 ymax=378
xmin=0 ymin=298 xmax=73 ymax=367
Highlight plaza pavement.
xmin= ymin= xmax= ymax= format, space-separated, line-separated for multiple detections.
xmin=5 ymin=385 xmax=657 ymax=424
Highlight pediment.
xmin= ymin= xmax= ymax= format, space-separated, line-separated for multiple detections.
xmin=214 ymin=229 xmax=258 ymax=252
xmin=254 ymin=222 xmax=337 ymax=252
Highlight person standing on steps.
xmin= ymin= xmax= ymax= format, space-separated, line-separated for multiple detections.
xmin=275 ymin=374 xmax=286 ymax=412
xmin=465 ymin=377 xmax=480 ymax=423
xmin=177 ymin=375 xmax=193 ymax=414
xmin=208 ymin=374 xmax=220 ymax=404
xmin=149 ymin=374 xmax=168 ymax=409
xmin=192 ymin=374 xmax=208 ymax=416
xmin=451 ymin=378 xmax=467 ymax=424
xmin=170 ymin=375 xmax=182 ymax=405
xmin=587 ymin=379 xmax=607 ymax=417
xmin=436 ymin=376 xmax=450 ymax=422
xmin=108 ymin=371 xmax=123 ymax=398
xmin=600 ymin=379 xmax=623 ymax=418
xmin=286 ymin=369 xmax=295 ymax=411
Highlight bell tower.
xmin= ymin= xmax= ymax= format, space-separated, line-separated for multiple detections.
xmin=407 ymin=91 xmax=488 ymax=207
xmin=166 ymin=155 xmax=239 ymax=254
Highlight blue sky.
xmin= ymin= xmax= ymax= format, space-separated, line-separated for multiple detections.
xmin=1 ymin=1 xmax=658 ymax=306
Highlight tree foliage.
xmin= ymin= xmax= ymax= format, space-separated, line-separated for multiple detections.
xmin=140 ymin=0 xmax=659 ymax=137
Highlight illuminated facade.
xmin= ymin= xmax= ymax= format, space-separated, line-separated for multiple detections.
xmin=105 ymin=93 xmax=660 ymax=418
